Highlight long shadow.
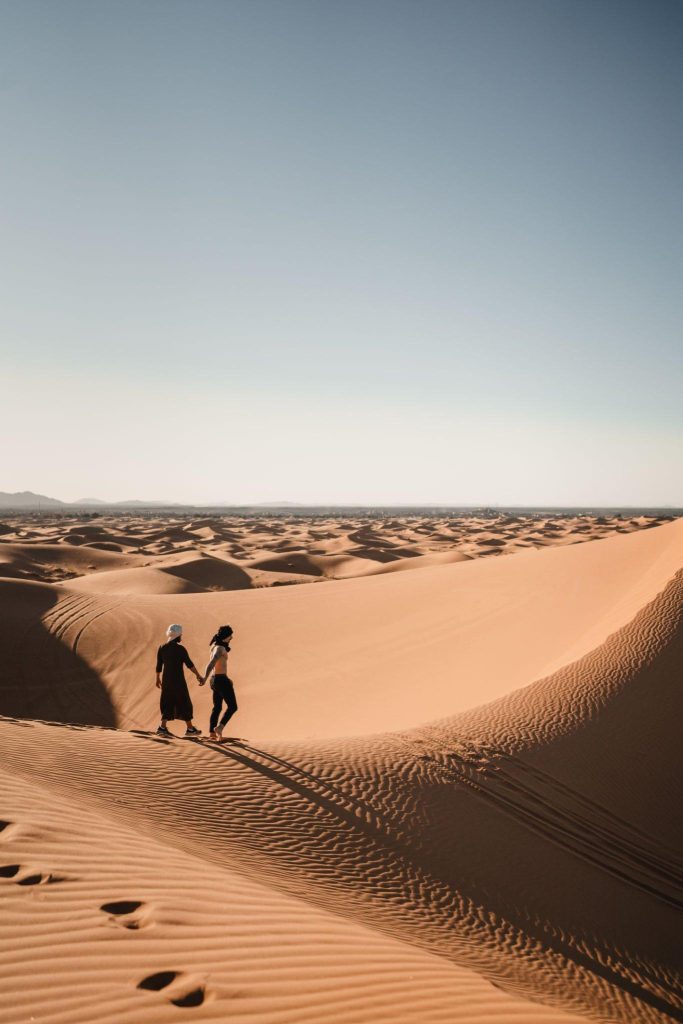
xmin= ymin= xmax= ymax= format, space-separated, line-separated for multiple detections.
xmin=194 ymin=738 xmax=404 ymax=847
xmin=189 ymin=737 xmax=683 ymax=1023
xmin=0 ymin=579 xmax=116 ymax=727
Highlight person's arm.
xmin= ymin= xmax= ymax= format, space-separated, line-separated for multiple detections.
xmin=183 ymin=646 xmax=204 ymax=684
xmin=201 ymin=648 xmax=220 ymax=686
xmin=155 ymin=647 xmax=162 ymax=689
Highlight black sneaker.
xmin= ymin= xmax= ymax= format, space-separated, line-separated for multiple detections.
xmin=156 ymin=725 xmax=172 ymax=737
xmin=185 ymin=726 xmax=202 ymax=736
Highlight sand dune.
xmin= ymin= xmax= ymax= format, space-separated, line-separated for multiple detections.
xmin=0 ymin=541 xmax=145 ymax=583
xmin=1 ymin=519 xmax=680 ymax=739
xmin=0 ymin=762 xmax=583 ymax=1024
xmin=1 ymin=516 xmax=681 ymax=1023
xmin=0 ymin=511 xmax=670 ymax=593
xmin=66 ymin=565 xmax=204 ymax=595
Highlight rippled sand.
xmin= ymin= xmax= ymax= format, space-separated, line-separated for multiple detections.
xmin=0 ymin=515 xmax=681 ymax=1023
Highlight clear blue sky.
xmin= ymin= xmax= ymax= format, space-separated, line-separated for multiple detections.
xmin=2 ymin=0 xmax=681 ymax=504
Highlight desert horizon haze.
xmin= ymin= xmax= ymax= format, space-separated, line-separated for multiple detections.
xmin=3 ymin=378 xmax=682 ymax=507
xmin=2 ymin=489 xmax=683 ymax=512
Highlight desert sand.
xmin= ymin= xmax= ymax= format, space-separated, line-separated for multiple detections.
xmin=0 ymin=512 xmax=681 ymax=1023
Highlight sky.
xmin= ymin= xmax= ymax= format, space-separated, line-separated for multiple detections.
xmin=1 ymin=0 xmax=681 ymax=505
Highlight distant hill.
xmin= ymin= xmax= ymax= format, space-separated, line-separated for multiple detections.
xmin=0 ymin=491 xmax=65 ymax=508
xmin=0 ymin=492 xmax=178 ymax=509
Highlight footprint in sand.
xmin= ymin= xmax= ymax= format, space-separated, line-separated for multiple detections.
xmin=0 ymin=864 xmax=63 ymax=885
xmin=100 ymin=899 xmax=150 ymax=930
xmin=138 ymin=970 xmax=180 ymax=991
xmin=17 ymin=872 xmax=53 ymax=886
xmin=137 ymin=971 xmax=206 ymax=1007
xmin=170 ymin=988 xmax=206 ymax=1008
xmin=0 ymin=825 xmax=67 ymax=886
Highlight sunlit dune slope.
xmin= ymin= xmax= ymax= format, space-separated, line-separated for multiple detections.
xmin=1 ymin=547 xmax=681 ymax=1024
xmin=66 ymin=566 xmax=204 ymax=594
xmin=0 ymin=762 xmax=584 ymax=1024
xmin=0 ymin=520 xmax=681 ymax=738
xmin=0 ymin=541 xmax=146 ymax=582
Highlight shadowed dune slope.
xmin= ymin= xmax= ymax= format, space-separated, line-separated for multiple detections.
xmin=1 ymin=520 xmax=681 ymax=738
xmin=0 ymin=580 xmax=116 ymax=726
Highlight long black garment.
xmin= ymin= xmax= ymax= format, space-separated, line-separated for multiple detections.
xmin=156 ymin=637 xmax=195 ymax=720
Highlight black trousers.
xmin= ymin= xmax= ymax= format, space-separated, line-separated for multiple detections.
xmin=210 ymin=674 xmax=238 ymax=731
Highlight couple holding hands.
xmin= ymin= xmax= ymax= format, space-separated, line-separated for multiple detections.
xmin=155 ymin=623 xmax=237 ymax=742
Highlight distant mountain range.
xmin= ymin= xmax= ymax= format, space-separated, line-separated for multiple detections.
xmin=1 ymin=492 xmax=678 ymax=514
xmin=0 ymin=491 xmax=178 ymax=509
xmin=0 ymin=491 xmax=305 ymax=510
xmin=0 ymin=491 xmax=65 ymax=508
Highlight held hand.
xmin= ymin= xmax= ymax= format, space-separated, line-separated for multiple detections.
xmin=155 ymin=680 xmax=161 ymax=689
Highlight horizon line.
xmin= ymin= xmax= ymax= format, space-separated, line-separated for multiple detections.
xmin=1 ymin=496 xmax=681 ymax=513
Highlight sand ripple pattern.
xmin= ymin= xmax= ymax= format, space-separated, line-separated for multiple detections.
xmin=0 ymin=518 xmax=681 ymax=1023
xmin=0 ymin=764 xmax=583 ymax=1024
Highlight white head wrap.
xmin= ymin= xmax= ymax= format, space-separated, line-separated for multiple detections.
xmin=166 ymin=623 xmax=182 ymax=638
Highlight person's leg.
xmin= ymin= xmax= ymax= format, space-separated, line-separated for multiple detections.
xmin=216 ymin=682 xmax=237 ymax=740
xmin=158 ymin=692 xmax=171 ymax=735
xmin=209 ymin=687 xmax=223 ymax=737
xmin=220 ymin=690 xmax=238 ymax=727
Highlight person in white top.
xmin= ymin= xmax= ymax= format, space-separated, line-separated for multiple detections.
xmin=201 ymin=625 xmax=237 ymax=742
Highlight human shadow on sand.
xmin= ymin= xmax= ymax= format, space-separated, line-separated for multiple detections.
xmin=188 ymin=736 xmax=683 ymax=1024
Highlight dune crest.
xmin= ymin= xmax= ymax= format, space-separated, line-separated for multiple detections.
xmin=1 ymin=519 xmax=681 ymax=739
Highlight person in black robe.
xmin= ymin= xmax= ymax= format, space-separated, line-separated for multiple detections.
xmin=155 ymin=624 xmax=204 ymax=736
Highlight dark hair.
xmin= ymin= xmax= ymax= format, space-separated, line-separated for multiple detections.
xmin=210 ymin=624 xmax=233 ymax=648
